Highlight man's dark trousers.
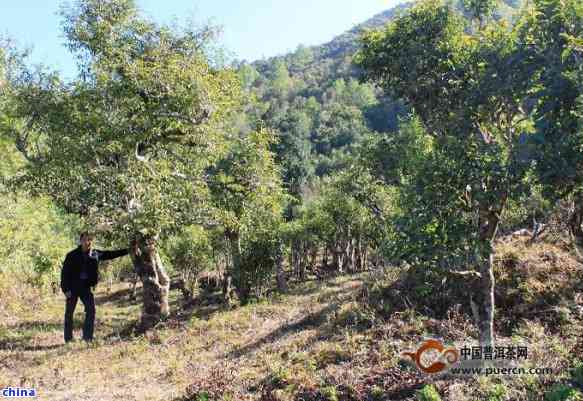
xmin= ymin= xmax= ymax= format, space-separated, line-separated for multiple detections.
xmin=61 ymin=246 xmax=129 ymax=342
xmin=64 ymin=288 xmax=95 ymax=342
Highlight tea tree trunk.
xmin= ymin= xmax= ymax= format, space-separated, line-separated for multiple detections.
xmin=130 ymin=238 xmax=170 ymax=330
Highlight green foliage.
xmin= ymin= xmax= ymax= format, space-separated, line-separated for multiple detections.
xmin=353 ymin=0 xmax=573 ymax=351
xmin=357 ymin=1 xmax=467 ymax=128
xmin=498 ymin=179 xmax=551 ymax=233
xmin=271 ymin=107 xmax=314 ymax=195
xmin=356 ymin=0 xmax=538 ymax=271
xmin=370 ymin=386 xmax=384 ymax=400
xmin=285 ymin=167 xmax=392 ymax=262
xmin=237 ymin=63 xmax=259 ymax=92
xmin=518 ymin=0 xmax=583 ymax=200
xmin=167 ymin=226 xmax=213 ymax=271
xmin=210 ymin=129 xmax=284 ymax=231
xmin=313 ymin=101 xmax=371 ymax=163
xmin=30 ymin=252 xmax=53 ymax=287
xmin=0 ymin=136 xmax=23 ymax=176
xmin=0 ymin=191 xmax=78 ymax=290
xmin=361 ymin=118 xmax=474 ymax=265
xmin=233 ymin=0 xmax=526 ymax=198
xmin=289 ymin=44 xmax=314 ymax=73
xmin=486 ymin=383 xmax=507 ymax=401
xmin=209 ymin=128 xmax=285 ymax=300
xmin=269 ymin=59 xmax=296 ymax=99
xmin=462 ymin=0 xmax=499 ymax=25
xmin=416 ymin=384 xmax=442 ymax=401
xmin=358 ymin=116 xmax=432 ymax=186
xmin=238 ymin=230 xmax=282 ymax=300
xmin=241 ymin=13 xmax=408 ymax=187
xmin=267 ymin=366 xmax=291 ymax=388
xmin=572 ymin=361 xmax=583 ymax=387
xmin=2 ymin=1 xmax=290 ymax=309
xmin=165 ymin=225 xmax=217 ymax=294
xmin=321 ymin=386 xmax=339 ymax=401
xmin=1 ymin=51 xmax=78 ymax=291
xmin=195 ymin=392 xmax=210 ymax=401
xmin=544 ymin=384 xmax=582 ymax=401
xmin=236 ymin=0 xmax=524 ymax=192
xmin=2 ymin=0 xmax=245 ymax=244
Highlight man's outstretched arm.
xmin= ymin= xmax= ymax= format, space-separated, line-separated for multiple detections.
xmin=96 ymin=248 xmax=130 ymax=261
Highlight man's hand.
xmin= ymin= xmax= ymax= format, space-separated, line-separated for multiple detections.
xmin=65 ymin=291 xmax=72 ymax=299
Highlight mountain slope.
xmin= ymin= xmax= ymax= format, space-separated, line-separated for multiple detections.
xmin=1 ymin=236 xmax=581 ymax=400
xmin=242 ymin=0 xmax=524 ymax=187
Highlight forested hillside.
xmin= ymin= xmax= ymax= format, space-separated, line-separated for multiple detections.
xmin=237 ymin=0 xmax=524 ymax=185
xmin=0 ymin=0 xmax=581 ymax=400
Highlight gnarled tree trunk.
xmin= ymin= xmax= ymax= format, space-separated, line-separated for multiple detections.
xmin=569 ymin=192 xmax=583 ymax=259
xmin=349 ymin=237 xmax=356 ymax=273
xmin=226 ymin=228 xmax=248 ymax=303
xmin=471 ymin=250 xmax=495 ymax=349
xmin=275 ymin=241 xmax=288 ymax=292
xmin=470 ymin=203 xmax=503 ymax=349
xmin=130 ymin=236 xmax=170 ymax=330
xmin=309 ymin=245 xmax=318 ymax=271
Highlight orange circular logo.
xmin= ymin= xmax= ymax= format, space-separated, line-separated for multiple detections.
xmin=402 ymin=339 xmax=459 ymax=374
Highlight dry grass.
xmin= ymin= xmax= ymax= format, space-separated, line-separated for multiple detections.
xmin=1 ymin=237 xmax=582 ymax=401
xmin=0 ymin=276 xmax=370 ymax=400
xmin=494 ymin=236 xmax=583 ymax=336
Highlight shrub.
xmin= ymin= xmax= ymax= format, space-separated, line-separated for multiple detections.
xmin=572 ymin=362 xmax=583 ymax=388
xmin=545 ymin=384 xmax=582 ymax=401
xmin=166 ymin=226 xmax=216 ymax=297
xmin=237 ymin=234 xmax=281 ymax=301
xmin=417 ymin=385 xmax=442 ymax=401
xmin=315 ymin=344 xmax=351 ymax=368
xmin=0 ymin=192 xmax=78 ymax=294
xmin=320 ymin=386 xmax=339 ymax=401
xmin=486 ymin=384 xmax=507 ymax=401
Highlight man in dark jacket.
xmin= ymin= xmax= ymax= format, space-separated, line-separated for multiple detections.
xmin=60 ymin=231 xmax=129 ymax=343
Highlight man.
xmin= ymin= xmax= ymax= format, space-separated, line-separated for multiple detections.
xmin=60 ymin=232 xmax=129 ymax=343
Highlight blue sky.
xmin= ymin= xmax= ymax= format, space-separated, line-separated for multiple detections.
xmin=1 ymin=0 xmax=404 ymax=79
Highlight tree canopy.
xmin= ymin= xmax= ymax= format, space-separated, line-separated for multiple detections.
xmin=2 ymin=0 xmax=250 ymax=243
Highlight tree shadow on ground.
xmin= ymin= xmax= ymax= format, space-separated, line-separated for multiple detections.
xmin=0 ymin=333 xmax=68 ymax=353
xmin=172 ymin=275 xmax=431 ymax=401
xmin=0 ymin=320 xmax=63 ymax=351
xmin=19 ymin=343 xmax=64 ymax=352
xmin=258 ymin=368 xmax=427 ymax=401
xmin=226 ymin=302 xmax=340 ymax=360
xmin=103 ymin=276 xmax=361 ymax=347
xmin=104 ymin=274 xmax=365 ymax=337
xmin=3 ymin=320 xmax=63 ymax=332
xmin=169 ymin=269 xmax=346 ymax=325
xmin=225 ymin=282 xmax=363 ymax=360
xmin=100 ymin=289 xmax=225 ymax=341
xmin=103 ymin=319 xmax=142 ymax=340
xmin=94 ymin=284 xmax=140 ymax=307
xmin=0 ymin=334 xmax=37 ymax=351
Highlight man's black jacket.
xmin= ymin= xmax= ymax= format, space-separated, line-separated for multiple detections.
xmin=60 ymin=246 xmax=129 ymax=293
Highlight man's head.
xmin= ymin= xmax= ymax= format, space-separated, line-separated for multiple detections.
xmin=79 ymin=232 xmax=95 ymax=252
